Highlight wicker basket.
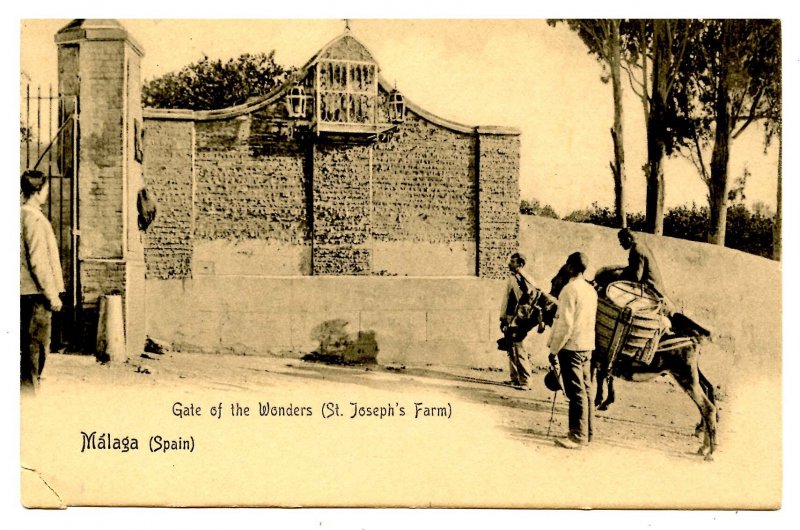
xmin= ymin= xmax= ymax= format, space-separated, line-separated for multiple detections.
xmin=595 ymin=281 xmax=665 ymax=365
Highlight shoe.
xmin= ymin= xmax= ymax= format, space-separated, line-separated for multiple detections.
xmin=555 ymin=437 xmax=583 ymax=450
xmin=515 ymin=382 xmax=531 ymax=390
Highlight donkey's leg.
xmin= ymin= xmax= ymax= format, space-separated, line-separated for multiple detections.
xmin=672 ymin=349 xmax=717 ymax=460
xmin=599 ymin=376 xmax=616 ymax=411
xmin=594 ymin=377 xmax=605 ymax=408
xmin=694 ymin=371 xmax=716 ymax=436
xmin=699 ymin=369 xmax=718 ymax=422
xmin=591 ymin=358 xmax=606 ymax=407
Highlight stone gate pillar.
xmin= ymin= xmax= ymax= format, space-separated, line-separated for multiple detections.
xmin=55 ymin=19 xmax=146 ymax=358
xmin=476 ymin=128 xmax=521 ymax=279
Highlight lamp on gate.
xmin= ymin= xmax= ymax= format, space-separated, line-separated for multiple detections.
xmin=286 ymin=85 xmax=309 ymax=118
xmin=388 ymin=88 xmax=405 ymax=124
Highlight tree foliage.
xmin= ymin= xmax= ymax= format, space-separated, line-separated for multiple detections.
xmin=520 ymin=198 xmax=559 ymax=219
xmin=549 ymin=19 xmax=628 ymax=227
xmin=142 ymin=51 xmax=294 ymax=111
xmin=675 ymin=20 xmax=781 ymax=245
xmin=563 ymin=202 xmax=775 ymax=259
xmin=561 ymin=20 xmax=701 ymax=235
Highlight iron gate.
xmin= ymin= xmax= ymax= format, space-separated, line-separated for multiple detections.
xmin=21 ymin=85 xmax=79 ymax=350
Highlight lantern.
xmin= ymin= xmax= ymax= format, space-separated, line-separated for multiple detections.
xmin=286 ymin=85 xmax=308 ymax=118
xmin=388 ymin=89 xmax=405 ymax=123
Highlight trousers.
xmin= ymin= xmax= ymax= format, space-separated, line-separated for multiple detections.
xmin=507 ymin=339 xmax=530 ymax=386
xmin=558 ymin=349 xmax=594 ymax=443
xmin=21 ymin=295 xmax=51 ymax=393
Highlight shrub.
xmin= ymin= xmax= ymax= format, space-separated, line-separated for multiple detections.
xmin=563 ymin=202 xmax=645 ymax=230
xmin=520 ymin=198 xmax=559 ymax=219
xmin=563 ymin=202 xmax=776 ymax=259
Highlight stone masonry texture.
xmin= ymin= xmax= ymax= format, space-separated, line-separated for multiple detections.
xmin=194 ymin=113 xmax=309 ymax=243
xmin=144 ymin=105 xmax=519 ymax=278
xmin=372 ymin=113 xmax=476 ymax=244
xmin=478 ymin=133 xmax=520 ymax=279
xmin=141 ymin=35 xmax=519 ymax=278
xmin=143 ymin=120 xmax=194 ymax=279
xmin=312 ymin=141 xmax=372 ymax=275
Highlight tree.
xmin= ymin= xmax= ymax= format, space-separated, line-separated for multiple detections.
xmin=772 ymin=121 xmax=782 ymax=260
xmin=550 ymin=20 xmax=628 ymax=227
xmin=761 ymin=26 xmax=782 ymax=260
xmin=142 ymin=51 xmax=294 ymax=111
xmin=618 ymin=20 xmax=697 ymax=235
xmin=678 ymin=20 xmax=781 ymax=246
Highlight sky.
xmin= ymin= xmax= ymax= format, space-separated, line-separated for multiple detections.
xmin=18 ymin=18 xmax=780 ymax=217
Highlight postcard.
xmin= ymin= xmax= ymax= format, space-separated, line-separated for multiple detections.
xmin=17 ymin=18 xmax=782 ymax=510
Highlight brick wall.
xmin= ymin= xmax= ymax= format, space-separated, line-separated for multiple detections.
xmin=143 ymin=120 xmax=194 ymax=279
xmin=372 ymin=113 xmax=476 ymax=244
xmin=80 ymin=260 xmax=126 ymax=305
xmin=142 ymin=102 xmax=519 ymax=279
xmin=312 ymin=141 xmax=372 ymax=275
xmin=194 ymin=113 xmax=308 ymax=243
xmin=77 ymin=40 xmax=125 ymax=259
xmin=477 ymin=133 xmax=520 ymax=279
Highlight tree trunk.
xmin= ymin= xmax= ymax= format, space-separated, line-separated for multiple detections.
xmin=707 ymin=132 xmax=730 ymax=246
xmin=645 ymin=113 xmax=666 ymax=235
xmin=645 ymin=21 xmax=668 ymax=235
xmin=610 ymin=21 xmax=627 ymax=228
xmin=708 ymin=21 xmax=732 ymax=246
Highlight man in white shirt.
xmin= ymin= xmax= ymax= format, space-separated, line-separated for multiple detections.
xmin=20 ymin=170 xmax=64 ymax=394
xmin=548 ymin=252 xmax=597 ymax=449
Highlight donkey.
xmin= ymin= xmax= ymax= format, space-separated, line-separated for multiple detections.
xmin=548 ymin=265 xmax=718 ymax=460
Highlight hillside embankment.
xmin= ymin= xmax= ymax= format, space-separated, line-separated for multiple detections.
xmin=519 ymin=216 xmax=782 ymax=389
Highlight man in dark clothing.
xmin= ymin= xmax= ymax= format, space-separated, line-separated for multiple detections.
xmin=617 ymin=228 xmax=666 ymax=297
xmin=499 ymin=252 xmax=536 ymax=389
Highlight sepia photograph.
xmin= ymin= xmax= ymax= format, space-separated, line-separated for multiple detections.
xmin=13 ymin=13 xmax=789 ymax=516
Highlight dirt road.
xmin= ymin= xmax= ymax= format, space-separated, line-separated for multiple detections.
xmin=21 ymin=351 xmax=780 ymax=509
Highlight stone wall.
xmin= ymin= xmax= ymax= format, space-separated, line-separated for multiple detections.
xmin=194 ymin=115 xmax=309 ymax=243
xmin=146 ymin=276 xmax=506 ymax=368
xmin=77 ymin=39 xmax=126 ymax=260
xmin=372 ymin=114 xmax=476 ymax=244
xmin=311 ymin=141 xmax=373 ymax=275
xmin=477 ymin=132 xmax=521 ymax=279
xmin=143 ymin=106 xmax=519 ymax=278
xmin=143 ymin=120 xmax=194 ymax=279
xmin=370 ymin=113 xmax=478 ymax=276
xmin=146 ymin=217 xmax=781 ymax=384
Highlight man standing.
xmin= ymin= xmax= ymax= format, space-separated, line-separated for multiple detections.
xmin=500 ymin=252 xmax=535 ymax=389
xmin=20 ymin=170 xmax=64 ymax=394
xmin=548 ymin=252 xmax=597 ymax=449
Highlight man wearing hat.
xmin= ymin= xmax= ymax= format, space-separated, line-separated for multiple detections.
xmin=548 ymin=251 xmax=597 ymax=449
xmin=499 ymin=252 xmax=536 ymax=389
xmin=617 ymin=228 xmax=666 ymax=297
